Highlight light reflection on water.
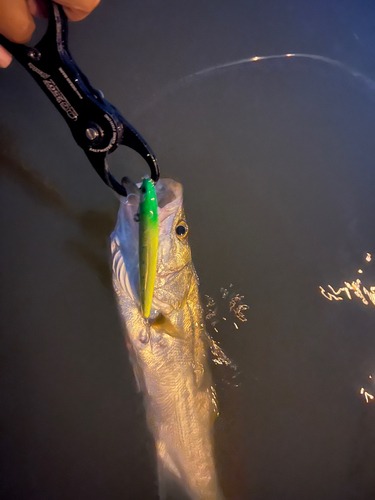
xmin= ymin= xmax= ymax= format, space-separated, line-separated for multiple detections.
xmin=320 ymin=253 xmax=374 ymax=306
xmin=205 ymin=285 xmax=249 ymax=333
xmin=359 ymin=387 xmax=374 ymax=404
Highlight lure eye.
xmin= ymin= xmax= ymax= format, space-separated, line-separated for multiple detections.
xmin=175 ymin=221 xmax=188 ymax=240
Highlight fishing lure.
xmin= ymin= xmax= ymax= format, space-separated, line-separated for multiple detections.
xmin=139 ymin=178 xmax=159 ymax=317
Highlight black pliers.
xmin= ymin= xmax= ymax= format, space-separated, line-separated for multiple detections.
xmin=0 ymin=1 xmax=159 ymax=196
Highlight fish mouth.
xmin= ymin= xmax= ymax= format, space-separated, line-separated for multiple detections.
xmin=156 ymin=179 xmax=183 ymax=222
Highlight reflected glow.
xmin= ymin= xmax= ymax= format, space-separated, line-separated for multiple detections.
xmin=320 ymin=281 xmax=375 ymax=306
xmin=205 ymin=286 xmax=249 ymax=333
xmin=359 ymin=374 xmax=374 ymax=404
xmin=320 ymin=252 xmax=374 ymax=306
xmin=229 ymin=294 xmax=249 ymax=322
xmin=220 ymin=284 xmax=233 ymax=299
xmin=211 ymin=385 xmax=219 ymax=417
xmin=360 ymin=387 xmax=374 ymax=403
xmin=207 ymin=335 xmax=236 ymax=368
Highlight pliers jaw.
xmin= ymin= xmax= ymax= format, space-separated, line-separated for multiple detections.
xmin=0 ymin=1 xmax=159 ymax=196
xmin=86 ymin=118 xmax=159 ymax=197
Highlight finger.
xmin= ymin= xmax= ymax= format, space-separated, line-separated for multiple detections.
xmin=0 ymin=45 xmax=12 ymax=68
xmin=57 ymin=0 xmax=100 ymax=21
xmin=27 ymin=0 xmax=48 ymax=19
xmin=0 ymin=0 xmax=35 ymax=43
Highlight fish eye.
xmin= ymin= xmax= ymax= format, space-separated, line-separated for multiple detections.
xmin=175 ymin=221 xmax=188 ymax=240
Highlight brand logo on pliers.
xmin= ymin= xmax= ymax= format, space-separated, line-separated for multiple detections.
xmin=43 ymin=79 xmax=78 ymax=121
xmin=27 ymin=63 xmax=50 ymax=79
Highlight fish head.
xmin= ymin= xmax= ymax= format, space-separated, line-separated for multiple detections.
xmin=111 ymin=178 xmax=193 ymax=317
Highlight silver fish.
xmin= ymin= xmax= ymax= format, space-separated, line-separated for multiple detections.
xmin=110 ymin=178 xmax=224 ymax=500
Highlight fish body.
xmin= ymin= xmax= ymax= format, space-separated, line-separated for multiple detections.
xmin=111 ymin=179 xmax=223 ymax=500
xmin=139 ymin=177 xmax=159 ymax=317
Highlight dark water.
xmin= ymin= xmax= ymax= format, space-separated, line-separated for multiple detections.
xmin=1 ymin=1 xmax=375 ymax=499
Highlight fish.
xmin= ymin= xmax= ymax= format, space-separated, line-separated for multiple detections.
xmin=138 ymin=177 xmax=159 ymax=318
xmin=110 ymin=178 xmax=224 ymax=500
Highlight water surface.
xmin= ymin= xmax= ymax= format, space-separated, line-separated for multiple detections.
xmin=1 ymin=1 xmax=375 ymax=499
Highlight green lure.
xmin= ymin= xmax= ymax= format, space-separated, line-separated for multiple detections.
xmin=139 ymin=178 xmax=159 ymax=318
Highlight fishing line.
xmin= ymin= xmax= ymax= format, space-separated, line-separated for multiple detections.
xmin=134 ymin=53 xmax=375 ymax=117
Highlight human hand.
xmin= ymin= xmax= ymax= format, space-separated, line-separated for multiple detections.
xmin=0 ymin=0 xmax=100 ymax=68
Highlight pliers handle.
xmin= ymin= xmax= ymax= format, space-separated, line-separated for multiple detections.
xmin=0 ymin=1 xmax=159 ymax=196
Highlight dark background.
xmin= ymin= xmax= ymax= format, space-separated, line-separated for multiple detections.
xmin=1 ymin=1 xmax=375 ymax=498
